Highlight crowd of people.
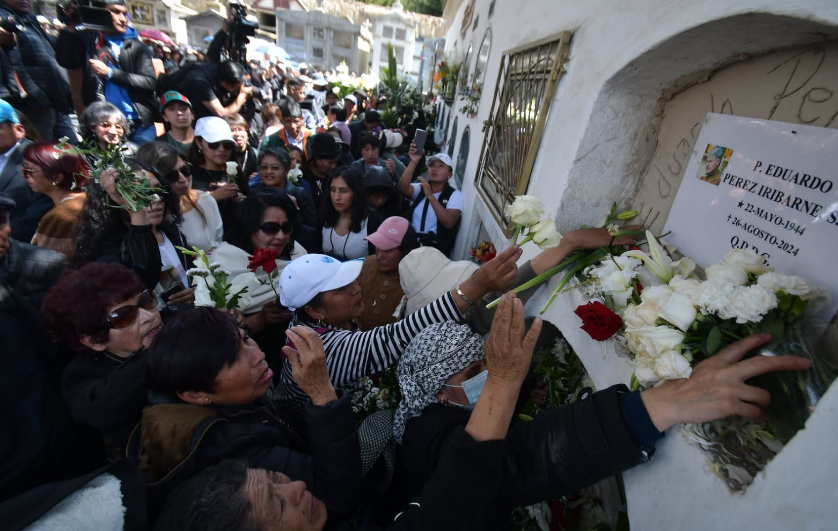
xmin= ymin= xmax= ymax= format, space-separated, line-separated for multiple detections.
xmin=0 ymin=1 xmax=815 ymax=530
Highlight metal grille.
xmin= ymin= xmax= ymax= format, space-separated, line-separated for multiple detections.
xmin=474 ymin=32 xmax=572 ymax=234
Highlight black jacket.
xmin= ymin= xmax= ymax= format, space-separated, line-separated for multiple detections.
xmin=56 ymin=30 xmax=158 ymax=126
xmin=131 ymin=393 xmax=362 ymax=519
xmin=94 ymin=223 xmax=189 ymax=292
xmin=336 ymin=429 xmax=507 ymax=531
xmin=0 ymin=281 xmax=92 ymax=502
xmin=387 ymin=385 xmax=658 ymax=529
xmin=0 ymin=5 xmax=72 ymax=114
xmin=0 ymin=238 xmax=67 ymax=309
xmin=61 ymin=349 xmax=150 ymax=458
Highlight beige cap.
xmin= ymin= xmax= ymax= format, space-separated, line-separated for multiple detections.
xmin=399 ymin=247 xmax=479 ymax=316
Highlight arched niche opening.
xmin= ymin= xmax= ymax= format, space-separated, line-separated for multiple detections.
xmin=554 ymin=13 xmax=838 ymax=234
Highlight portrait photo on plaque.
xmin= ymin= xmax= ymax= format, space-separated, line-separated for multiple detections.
xmin=697 ymin=143 xmax=732 ymax=186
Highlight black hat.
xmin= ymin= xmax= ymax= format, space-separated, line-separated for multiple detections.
xmin=0 ymin=192 xmax=15 ymax=210
xmin=306 ymin=133 xmax=342 ymax=160
xmin=364 ymin=110 xmax=381 ymax=124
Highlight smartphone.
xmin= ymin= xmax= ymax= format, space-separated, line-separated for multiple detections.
xmin=161 ymin=284 xmax=185 ymax=304
xmin=413 ymin=128 xmax=428 ymax=152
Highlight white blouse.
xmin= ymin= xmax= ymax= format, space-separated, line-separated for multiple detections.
xmin=180 ymin=191 xmax=223 ymax=253
xmin=321 ymin=218 xmax=370 ymax=261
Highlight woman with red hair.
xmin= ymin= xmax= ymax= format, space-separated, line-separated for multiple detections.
xmin=22 ymin=142 xmax=90 ymax=257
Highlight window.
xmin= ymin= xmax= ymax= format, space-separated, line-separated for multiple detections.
xmin=380 ymin=42 xmax=389 ymax=58
xmin=312 ymin=46 xmax=325 ymax=59
xmin=258 ymin=12 xmax=276 ymax=28
xmin=396 ymin=28 xmax=406 ymax=41
xmin=394 ymin=45 xmax=405 ymax=65
xmin=334 ymin=31 xmax=353 ymax=49
xmin=455 ymin=126 xmax=471 ymax=188
xmin=312 ymin=28 xmax=325 ymax=40
xmin=448 ymin=117 xmax=458 ymax=157
xmin=474 ymin=32 xmax=572 ymax=233
xmin=382 ymin=25 xmax=393 ymax=38
xmin=287 ymin=24 xmax=304 ymax=41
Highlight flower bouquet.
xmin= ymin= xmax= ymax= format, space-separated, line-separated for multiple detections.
xmin=470 ymin=240 xmax=497 ymax=264
xmin=59 ymin=138 xmax=162 ymax=211
xmin=350 ymin=367 xmax=401 ymax=424
xmin=177 ymin=246 xmax=251 ymax=310
xmin=567 ymin=232 xmax=836 ymax=490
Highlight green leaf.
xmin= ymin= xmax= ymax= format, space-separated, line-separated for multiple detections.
xmin=517 ymin=414 xmax=534 ymax=422
xmin=706 ymin=326 xmax=723 ymax=355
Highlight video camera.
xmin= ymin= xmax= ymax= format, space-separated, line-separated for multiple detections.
xmin=56 ymin=0 xmax=119 ymax=32
xmin=225 ymin=1 xmax=259 ymax=65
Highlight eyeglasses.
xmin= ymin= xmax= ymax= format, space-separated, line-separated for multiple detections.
xmin=164 ymin=163 xmax=192 ymax=183
xmin=105 ymin=290 xmax=159 ymax=330
xmin=259 ymin=221 xmax=293 ymax=235
xmin=259 ymin=164 xmax=284 ymax=172
xmin=21 ymin=165 xmax=41 ymax=175
xmin=99 ymin=122 xmax=125 ymax=132
xmin=206 ymin=141 xmax=236 ymax=151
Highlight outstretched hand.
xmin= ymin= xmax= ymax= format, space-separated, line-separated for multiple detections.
xmin=468 ymin=244 xmax=522 ymax=294
xmin=640 ymin=333 xmax=812 ymax=432
xmin=484 ymin=292 xmax=542 ymax=385
xmin=283 ymin=326 xmax=337 ymax=406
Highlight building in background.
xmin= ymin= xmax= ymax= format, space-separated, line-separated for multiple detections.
xmin=275 ymin=7 xmax=371 ymax=72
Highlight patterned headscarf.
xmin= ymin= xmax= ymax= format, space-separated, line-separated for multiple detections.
xmin=392 ymin=321 xmax=486 ymax=444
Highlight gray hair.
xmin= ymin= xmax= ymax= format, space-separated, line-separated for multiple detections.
xmin=79 ymin=101 xmax=129 ymax=137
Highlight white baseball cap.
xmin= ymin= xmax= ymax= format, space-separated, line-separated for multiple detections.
xmin=279 ymin=254 xmax=365 ymax=310
xmin=427 ymin=153 xmax=453 ymax=168
xmin=195 ymin=116 xmax=234 ymax=143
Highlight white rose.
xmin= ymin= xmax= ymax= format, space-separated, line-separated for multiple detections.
xmin=756 ymin=272 xmax=811 ymax=297
xmin=705 ymin=262 xmax=748 ymax=286
xmin=724 ymin=249 xmax=769 ymax=275
xmin=530 ymin=218 xmax=562 ymax=248
xmin=658 ymin=292 xmax=697 ymax=332
xmin=632 ymin=355 xmax=662 ymax=387
xmin=668 ymin=275 xmax=703 ymax=305
xmin=639 ymin=285 xmax=672 ymax=308
xmin=622 ymin=302 xmax=658 ymax=329
xmin=625 ymin=325 xmax=685 ymax=359
xmin=653 ymin=350 xmax=693 ymax=380
xmin=505 ymin=195 xmax=544 ymax=226
xmin=226 ymin=161 xmax=239 ymax=176
xmin=717 ymin=285 xmax=778 ymax=324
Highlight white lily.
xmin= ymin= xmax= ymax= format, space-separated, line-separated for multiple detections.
xmin=623 ymin=230 xmax=686 ymax=283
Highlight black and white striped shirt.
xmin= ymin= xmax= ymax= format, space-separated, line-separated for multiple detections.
xmin=276 ymin=292 xmax=464 ymax=416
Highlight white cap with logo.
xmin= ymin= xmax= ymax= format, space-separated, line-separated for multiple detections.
xmin=279 ymin=254 xmax=365 ymax=311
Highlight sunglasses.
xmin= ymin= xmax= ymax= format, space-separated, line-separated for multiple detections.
xmin=260 ymin=221 xmax=293 ymax=235
xmin=105 ymin=290 xmax=159 ymax=330
xmin=164 ymin=163 xmax=192 ymax=183
xmin=206 ymin=141 xmax=236 ymax=151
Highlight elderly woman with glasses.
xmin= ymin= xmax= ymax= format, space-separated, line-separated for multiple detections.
xmin=210 ymin=187 xmax=306 ymax=370
xmin=42 ymin=262 xmax=164 ymax=459
xmin=135 ymin=142 xmax=223 ymax=254
xmin=78 ymin=101 xmax=137 ymax=156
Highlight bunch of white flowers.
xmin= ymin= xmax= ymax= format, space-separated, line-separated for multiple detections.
xmin=505 ymin=195 xmax=562 ymax=249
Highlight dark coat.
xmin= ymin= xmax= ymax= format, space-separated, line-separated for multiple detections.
xmin=0 ymin=238 xmax=67 ymax=309
xmin=0 ymin=5 xmax=72 ymax=114
xmin=94 ymin=223 xmax=189 ymax=292
xmin=349 ymin=120 xmax=373 ymax=160
xmin=0 ymin=281 xmax=93 ymax=503
xmin=61 ymin=350 xmax=150 ymax=458
xmin=386 ymin=385 xmax=656 ymax=529
xmin=0 ymin=139 xmax=53 ymax=243
xmin=131 ymin=393 xmax=362 ymax=518
xmin=56 ymin=30 xmax=158 ymax=126
xmin=334 ymin=429 xmax=507 ymax=531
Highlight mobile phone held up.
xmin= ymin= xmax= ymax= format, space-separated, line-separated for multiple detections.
xmin=413 ymin=129 xmax=428 ymax=153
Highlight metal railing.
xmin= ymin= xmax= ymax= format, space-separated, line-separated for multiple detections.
xmin=474 ymin=31 xmax=572 ymax=235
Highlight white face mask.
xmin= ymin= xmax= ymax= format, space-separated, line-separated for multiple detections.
xmin=443 ymin=369 xmax=488 ymax=410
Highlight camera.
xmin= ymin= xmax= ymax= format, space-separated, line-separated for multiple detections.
xmin=56 ymin=0 xmax=117 ymax=32
xmin=228 ymin=1 xmax=258 ymax=40
xmin=0 ymin=15 xmax=24 ymax=34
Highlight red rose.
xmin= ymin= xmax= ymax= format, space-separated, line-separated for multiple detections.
xmin=574 ymin=301 xmax=622 ymax=341
xmin=247 ymin=248 xmax=280 ymax=274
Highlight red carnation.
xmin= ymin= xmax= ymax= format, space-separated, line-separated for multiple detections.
xmin=248 ymin=248 xmax=279 ymax=274
xmin=574 ymin=301 xmax=622 ymax=341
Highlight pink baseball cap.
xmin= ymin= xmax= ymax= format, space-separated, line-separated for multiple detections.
xmin=366 ymin=217 xmax=410 ymax=250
